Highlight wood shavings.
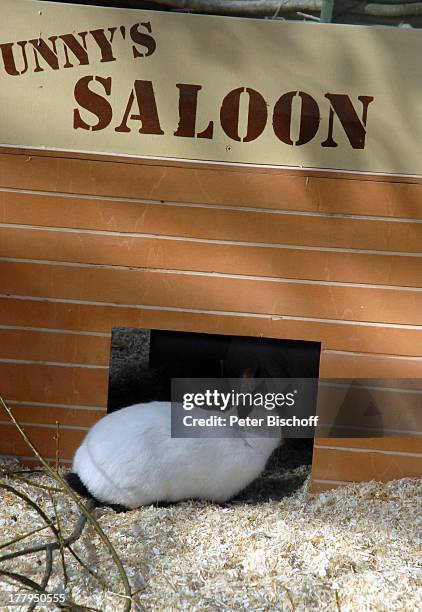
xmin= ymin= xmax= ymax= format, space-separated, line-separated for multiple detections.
xmin=0 ymin=457 xmax=420 ymax=611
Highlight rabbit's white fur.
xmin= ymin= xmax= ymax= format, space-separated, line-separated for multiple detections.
xmin=72 ymin=401 xmax=281 ymax=508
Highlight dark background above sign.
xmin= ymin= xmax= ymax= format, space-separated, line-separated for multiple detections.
xmin=39 ymin=0 xmax=422 ymax=28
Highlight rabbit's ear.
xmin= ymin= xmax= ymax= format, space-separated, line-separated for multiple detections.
xmin=237 ymin=372 xmax=255 ymax=419
xmin=237 ymin=403 xmax=253 ymax=420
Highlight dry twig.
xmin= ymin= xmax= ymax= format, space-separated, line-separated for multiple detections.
xmin=0 ymin=393 xmax=133 ymax=611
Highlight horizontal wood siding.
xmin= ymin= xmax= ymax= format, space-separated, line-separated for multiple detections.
xmin=2 ymin=297 xmax=422 ymax=356
xmin=2 ymin=226 xmax=422 ymax=287
xmin=5 ymin=404 xmax=106 ymax=428
xmin=0 ymin=329 xmax=110 ymax=366
xmin=0 ymin=150 xmax=421 ymax=489
xmin=2 ymin=262 xmax=422 ymax=325
xmin=0 ymin=423 xmax=86 ymax=459
xmin=1 ymin=152 xmax=422 ymax=216
xmin=0 ymin=363 xmax=108 ymax=406
xmin=2 ymin=191 xmax=422 ymax=253
xmin=320 ymin=351 xmax=422 ymax=378
xmin=312 ymin=445 xmax=422 ymax=484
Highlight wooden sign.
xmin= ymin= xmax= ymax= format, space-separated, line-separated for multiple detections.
xmin=2 ymin=0 xmax=422 ymax=175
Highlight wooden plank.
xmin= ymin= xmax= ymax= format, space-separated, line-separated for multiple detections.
xmin=1 ymin=152 xmax=422 ymax=217
xmin=311 ymin=446 xmax=422 ymax=482
xmin=1 ymin=226 xmax=422 ymax=287
xmin=310 ymin=480 xmax=349 ymax=492
xmin=4 ymin=146 xmax=422 ymax=185
xmin=2 ymin=261 xmax=422 ymax=326
xmin=315 ymin=438 xmax=422 ymax=452
xmin=320 ymin=351 xmax=422 ymax=377
xmin=316 ymin=384 xmax=422 ymax=434
xmin=1 ymin=192 xmax=422 ymax=253
xmin=1 ymin=297 xmax=422 ymax=357
xmin=5 ymin=404 xmax=105 ymax=428
xmin=0 ymin=363 xmax=108 ymax=406
xmin=5 ymin=456 xmax=72 ymax=467
xmin=0 ymin=329 xmax=110 ymax=365
xmin=0 ymin=423 xmax=85 ymax=459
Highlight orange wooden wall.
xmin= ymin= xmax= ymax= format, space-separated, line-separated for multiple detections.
xmin=0 ymin=149 xmax=421 ymax=490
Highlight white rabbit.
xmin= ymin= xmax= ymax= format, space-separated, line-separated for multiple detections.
xmin=67 ymin=401 xmax=282 ymax=509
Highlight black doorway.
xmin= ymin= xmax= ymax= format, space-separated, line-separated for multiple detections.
xmin=108 ymin=328 xmax=320 ymax=412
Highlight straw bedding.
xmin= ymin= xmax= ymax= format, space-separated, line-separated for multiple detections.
xmin=0 ymin=454 xmax=420 ymax=611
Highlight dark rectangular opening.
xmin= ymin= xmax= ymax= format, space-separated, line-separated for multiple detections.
xmin=108 ymin=328 xmax=321 ymax=412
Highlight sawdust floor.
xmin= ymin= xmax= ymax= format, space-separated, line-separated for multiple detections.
xmin=0 ymin=448 xmax=421 ymax=611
